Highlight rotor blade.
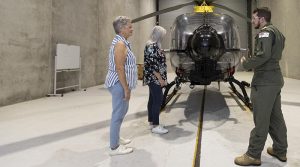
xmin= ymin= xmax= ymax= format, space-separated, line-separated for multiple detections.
xmin=211 ymin=3 xmax=251 ymax=23
xmin=132 ymin=1 xmax=195 ymax=23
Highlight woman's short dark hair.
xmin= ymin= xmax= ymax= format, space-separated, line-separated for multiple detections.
xmin=253 ymin=7 xmax=271 ymax=22
xmin=113 ymin=16 xmax=131 ymax=34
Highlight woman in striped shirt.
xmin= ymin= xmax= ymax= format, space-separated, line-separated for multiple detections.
xmin=105 ymin=16 xmax=137 ymax=156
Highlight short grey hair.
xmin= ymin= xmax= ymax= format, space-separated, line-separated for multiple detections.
xmin=146 ymin=26 xmax=167 ymax=48
xmin=113 ymin=16 xmax=131 ymax=34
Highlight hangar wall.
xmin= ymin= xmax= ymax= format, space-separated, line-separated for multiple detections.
xmin=0 ymin=0 xmax=52 ymax=106
xmin=0 ymin=0 xmax=156 ymax=106
xmin=256 ymin=0 xmax=300 ymax=79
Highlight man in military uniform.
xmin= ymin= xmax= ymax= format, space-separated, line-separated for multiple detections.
xmin=234 ymin=7 xmax=288 ymax=166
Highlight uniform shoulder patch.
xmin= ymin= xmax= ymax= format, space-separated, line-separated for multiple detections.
xmin=258 ymin=32 xmax=270 ymax=38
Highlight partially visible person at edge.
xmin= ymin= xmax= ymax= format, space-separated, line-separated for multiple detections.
xmin=234 ymin=7 xmax=288 ymax=166
xmin=105 ymin=16 xmax=137 ymax=156
xmin=143 ymin=26 xmax=168 ymax=134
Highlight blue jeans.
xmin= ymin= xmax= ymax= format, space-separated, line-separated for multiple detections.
xmin=107 ymin=82 xmax=129 ymax=149
xmin=147 ymin=82 xmax=163 ymax=125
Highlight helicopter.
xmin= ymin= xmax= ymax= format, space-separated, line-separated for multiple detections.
xmin=132 ymin=0 xmax=253 ymax=109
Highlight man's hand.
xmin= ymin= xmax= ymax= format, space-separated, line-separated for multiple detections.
xmin=241 ymin=56 xmax=247 ymax=63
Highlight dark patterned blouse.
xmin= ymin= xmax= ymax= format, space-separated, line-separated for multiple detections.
xmin=143 ymin=42 xmax=167 ymax=86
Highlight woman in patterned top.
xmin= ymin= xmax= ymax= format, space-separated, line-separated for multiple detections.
xmin=143 ymin=26 xmax=168 ymax=134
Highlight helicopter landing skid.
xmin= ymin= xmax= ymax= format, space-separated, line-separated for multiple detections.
xmin=226 ymin=76 xmax=252 ymax=110
xmin=161 ymin=76 xmax=252 ymax=110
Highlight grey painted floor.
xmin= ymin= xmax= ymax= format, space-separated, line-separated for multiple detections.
xmin=0 ymin=72 xmax=299 ymax=167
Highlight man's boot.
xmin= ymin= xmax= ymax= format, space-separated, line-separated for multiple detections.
xmin=234 ymin=153 xmax=261 ymax=166
xmin=267 ymin=147 xmax=287 ymax=162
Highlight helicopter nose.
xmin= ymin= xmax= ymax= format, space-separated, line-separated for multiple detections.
xmin=188 ymin=25 xmax=223 ymax=61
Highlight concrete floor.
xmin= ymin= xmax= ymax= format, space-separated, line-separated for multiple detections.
xmin=0 ymin=72 xmax=299 ymax=167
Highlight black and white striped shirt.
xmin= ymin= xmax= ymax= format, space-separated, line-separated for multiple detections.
xmin=105 ymin=35 xmax=137 ymax=89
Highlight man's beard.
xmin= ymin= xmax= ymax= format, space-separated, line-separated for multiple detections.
xmin=254 ymin=22 xmax=260 ymax=29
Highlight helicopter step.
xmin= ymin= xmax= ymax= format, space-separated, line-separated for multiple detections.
xmin=161 ymin=77 xmax=182 ymax=110
xmin=225 ymin=76 xmax=252 ymax=110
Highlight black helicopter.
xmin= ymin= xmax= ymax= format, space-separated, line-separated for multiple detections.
xmin=132 ymin=0 xmax=252 ymax=109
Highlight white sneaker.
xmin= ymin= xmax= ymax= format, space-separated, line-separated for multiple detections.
xmin=119 ymin=137 xmax=131 ymax=145
xmin=149 ymin=125 xmax=154 ymax=130
xmin=109 ymin=145 xmax=133 ymax=156
xmin=151 ymin=125 xmax=168 ymax=134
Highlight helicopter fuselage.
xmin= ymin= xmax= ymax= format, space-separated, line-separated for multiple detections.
xmin=170 ymin=12 xmax=241 ymax=85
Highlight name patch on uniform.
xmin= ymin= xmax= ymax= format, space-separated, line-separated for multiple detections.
xmin=259 ymin=32 xmax=270 ymax=38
